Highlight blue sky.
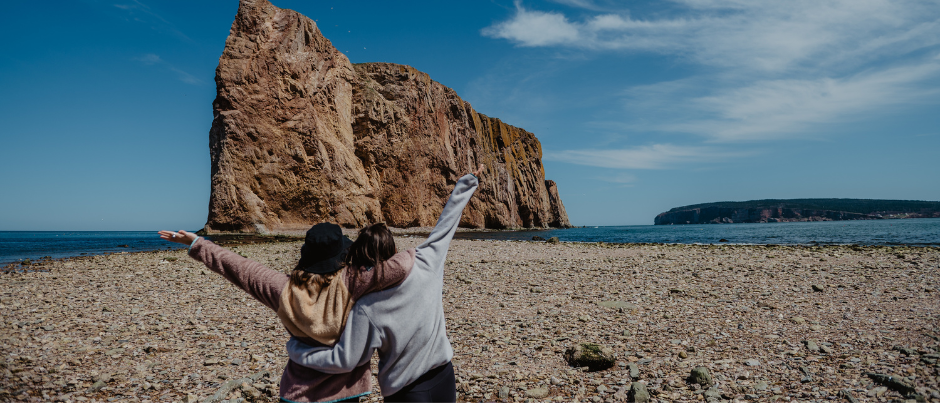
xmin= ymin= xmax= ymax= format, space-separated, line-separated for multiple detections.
xmin=1 ymin=0 xmax=939 ymax=230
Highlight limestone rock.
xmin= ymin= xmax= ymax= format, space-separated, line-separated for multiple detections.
xmin=689 ymin=366 xmax=714 ymax=387
xmin=564 ymin=343 xmax=616 ymax=371
xmin=204 ymin=0 xmax=569 ymax=233
xmin=628 ymin=382 xmax=650 ymax=403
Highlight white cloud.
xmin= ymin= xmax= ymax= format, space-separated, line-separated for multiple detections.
xmin=483 ymin=0 xmax=940 ymax=146
xmin=544 ymin=144 xmax=750 ymax=169
xmin=481 ymin=5 xmax=580 ymax=46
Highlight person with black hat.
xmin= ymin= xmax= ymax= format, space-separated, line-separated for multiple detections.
xmin=158 ymin=221 xmax=413 ymax=403
xmin=286 ymin=164 xmax=485 ymax=403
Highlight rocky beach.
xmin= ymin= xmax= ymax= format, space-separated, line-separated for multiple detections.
xmin=2 ymin=238 xmax=938 ymax=403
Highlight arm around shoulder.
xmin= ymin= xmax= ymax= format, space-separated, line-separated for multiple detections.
xmin=286 ymin=304 xmax=380 ymax=373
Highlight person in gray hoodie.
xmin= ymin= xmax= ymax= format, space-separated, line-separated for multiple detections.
xmin=287 ymin=165 xmax=484 ymax=403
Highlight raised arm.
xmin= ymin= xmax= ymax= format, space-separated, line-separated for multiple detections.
xmin=415 ymin=166 xmax=482 ymax=274
xmin=159 ymin=230 xmax=287 ymax=311
xmin=286 ymin=304 xmax=381 ymax=373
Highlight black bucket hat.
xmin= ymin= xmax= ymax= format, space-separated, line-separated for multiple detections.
xmin=297 ymin=223 xmax=353 ymax=274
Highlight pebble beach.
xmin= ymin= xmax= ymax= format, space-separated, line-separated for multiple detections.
xmin=2 ymin=237 xmax=938 ymax=403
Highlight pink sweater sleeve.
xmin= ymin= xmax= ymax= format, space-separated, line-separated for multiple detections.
xmin=344 ymin=249 xmax=416 ymax=301
xmin=188 ymin=239 xmax=288 ymax=312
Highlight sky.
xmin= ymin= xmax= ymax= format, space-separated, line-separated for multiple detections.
xmin=1 ymin=0 xmax=939 ymax=230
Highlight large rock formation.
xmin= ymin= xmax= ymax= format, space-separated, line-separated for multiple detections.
xmin=205 ymin=0 xmax=569 ymax=233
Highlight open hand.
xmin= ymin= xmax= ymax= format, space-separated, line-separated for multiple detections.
xmin=472 ymin=163 xmax=484 ymax=178
xmin=158 ymin=230 xmax=198 ymax=245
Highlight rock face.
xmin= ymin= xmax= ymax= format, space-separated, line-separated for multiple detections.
xmin=204 ymin=0 xmax=569 ymax=233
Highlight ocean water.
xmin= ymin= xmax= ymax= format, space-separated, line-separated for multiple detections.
xmin=454 ymin=217 xmax=940 ymax=246
xmin=2 ymin=218 xmax=938 ymax=265
xmin=0 ymin=231 xmax=188 ymax=266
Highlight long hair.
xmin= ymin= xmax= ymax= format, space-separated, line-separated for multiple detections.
xmin=345 ymin=223 xmax=396 ymax=268
xmin=288 ymin=269 xmax=340 ymax=289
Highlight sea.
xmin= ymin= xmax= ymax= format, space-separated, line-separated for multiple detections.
xmin=2 ymin=218 xmax=939 ymax=266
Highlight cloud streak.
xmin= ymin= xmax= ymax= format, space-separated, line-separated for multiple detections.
xmin=483 ymin=0 xmax=940 ymax=148
xmin=113 ymin=0 xmax=192 ymax=43
xmin=134 ymin=54 xmax=201 ymax=85
xmin=544 ymin=144 xmax=751 ymax=169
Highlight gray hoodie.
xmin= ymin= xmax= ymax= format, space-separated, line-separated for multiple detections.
xmin=287 ymin=173 xmax=479 ymax=396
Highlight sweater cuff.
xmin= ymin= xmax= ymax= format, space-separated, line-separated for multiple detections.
xmin=189 ymin=236 xmax=202 ymax=252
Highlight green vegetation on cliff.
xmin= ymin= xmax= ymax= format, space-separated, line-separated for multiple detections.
xmin=666 ymin=199 xmax=940 ymax=215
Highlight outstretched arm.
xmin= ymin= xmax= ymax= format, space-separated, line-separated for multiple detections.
xmin=158 ymin=230 xmax=287 ymax=312
xmin=286 ymin=305 xmax=381 ymax=373
xmin=415 ymin=165 xmax=482 ymax=275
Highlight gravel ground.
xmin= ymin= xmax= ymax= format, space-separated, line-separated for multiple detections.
xmin=1 ymin=238 xmax=938 ymax=403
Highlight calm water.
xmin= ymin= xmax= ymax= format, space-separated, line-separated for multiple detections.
xmin=2 ymin=218 xmax=938 ymax=265
xmin=0 ymin=231 xmax=188 ymax=266
xmin=454 ymin=218 xmax=940 ymax=246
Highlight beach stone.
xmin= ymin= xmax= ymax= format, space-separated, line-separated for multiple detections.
xmin=627 ymin=362 xmax=639 ymax=378
xmin=88 ymin=380 xmax=105 ymax=392
xmin=804 ymin=340 xmax=820 ymax=352
xmin=499 ymin=386 xmax=510 ymax=399
xmin=526 ymin=387 xmax=549 ymax=398
xmin=689 ymin=367 xmax=714 ymax=387
xmin=704 ymin=387 xmax=722 ymax=401
xmin=812 ymin=284 xmax=825 ymax=292
xmin=628 ymin=382 xmax=650 ymax=403
xmin=564 ymin=343 xmax=616 ymax=371
xmin=744 ymin=359 xmax=759 ymax=366
xmin=819 ymin=344 xmax=833 ymax=354
xmin=755 ymin=381 xmax=768 ymax=391
xmin=547 ymin=237 xmax=560 ymax=244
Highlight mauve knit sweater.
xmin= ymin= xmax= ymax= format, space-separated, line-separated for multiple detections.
xmin=188 ymin=239 xmax=415 ymax=403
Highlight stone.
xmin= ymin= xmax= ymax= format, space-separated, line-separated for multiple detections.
xmin=754 ymin=381 xmax=768 ymax=391
xmin=204 ymin=0 xmax=569 ymax=233
xmin=596 ymin=385 xmax=608 ymax=393
xmin=564 ymin=343 xmax=616 ymax=371
xmin=743 ymin=359 xmax=759 ymax=366
xmin=689 ymin=367 xmax=713 ymax=387
xmin=628 ymin=363 xmax=639 ymax=378
xmin=88 ymin=380 xmax=105 ymax=392
xmin=866 ymin=372 xmax=916 ymax=396
xmin=525 ymin=387 xmax=549 ymax=398
xmin=812 ymin=284 xmax=825 ymax=292
xmin=499 ymin=386 xmax=510 ymax=399
xmin=628 ymin=382 xmax=650 ymax=403
xmin=678 ymin=351 xmax=688 ymax=359
xmin=548 ymin=237 xmax=561 ymax=244
xmin=804 ymin=340 xmax=820 ymax=352
xmin=703 ymin=387 xmax=722 ymax=401
xmin=185 ymin=394 xmax=198 ymax=403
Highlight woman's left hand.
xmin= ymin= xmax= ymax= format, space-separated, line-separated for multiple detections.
xmin=158 ymin=230 xmax=198 ymax=245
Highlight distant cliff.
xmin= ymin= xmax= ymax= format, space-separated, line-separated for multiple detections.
xmin=204 ymin=0 xmax=569 ymax=233
xmin=655 ymin=199 xmax=940 ymax=225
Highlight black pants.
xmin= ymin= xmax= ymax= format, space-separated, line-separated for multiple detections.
xmin=384 ymin=362 xmax=456 ymax=403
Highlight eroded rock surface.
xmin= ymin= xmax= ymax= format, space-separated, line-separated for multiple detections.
xmin=205 ymin=0 xmax=568 ymax=233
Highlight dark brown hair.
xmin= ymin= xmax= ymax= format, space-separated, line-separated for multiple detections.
xmin=345 ymin=223 xmax=397 ymax=268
